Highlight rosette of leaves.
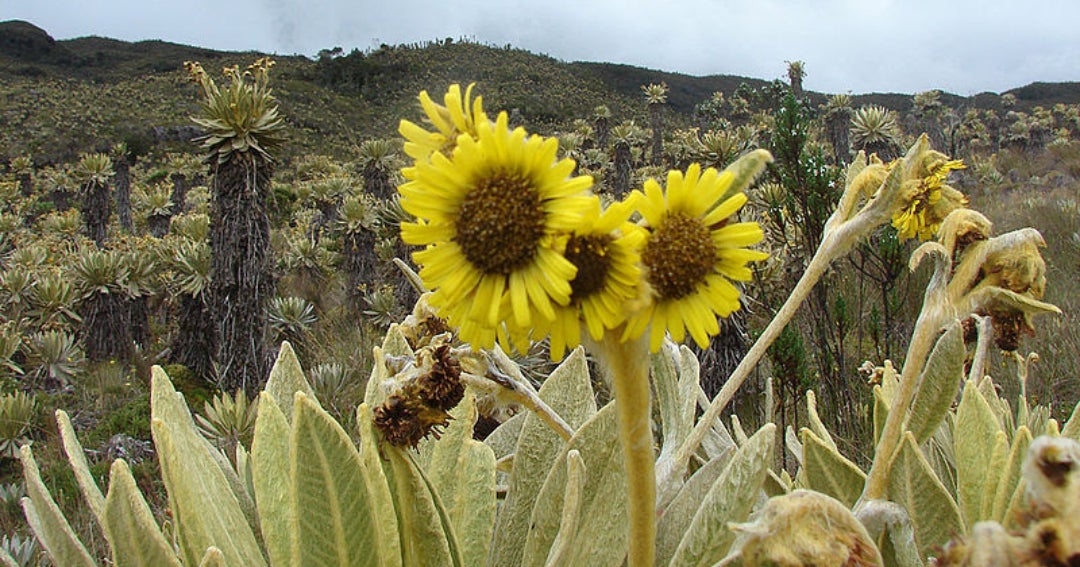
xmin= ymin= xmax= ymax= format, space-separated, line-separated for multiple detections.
xmin=266 ymin=296 xmax=317 ymax=348
xmin=187 ymin=59 xmax=285 ymax=165
xmin=70 ymin=248 xmax=133 ymax=363
xmin=851 ymin=105 xmax=903 ymax=159
xmin=195 ymin=389 xmax=258 ymax=462
xmin=0 ymin=533 xmax=43 ymax=567
xmin=73 ymin=153 xmax=114 ymax=247
xmin=0 ymin=391 xmax=37 ymax=459
xmin=0 ymin=323 xmax=23 ymax=381
xmin=23 ymin=329 xmax=83 ymax=388
xmin=306 ymin=175 xmax=352 ymax=230
xmin=28 ymin=272 xmax=80 ymax=331
xmin=167 ymin=212 xmax=210 ymax=243
xmin=36 ymin=210 xmax=82 ymax=238
xmin=337 ymin=193 xmax=380 ymax=308
xmin=164 ymin=240 xmax=214 ymax=379
xmin=121 ymin=246 xmax=158 ymax=349
xmin=134 ymin=181 xmax=174 ymax=238
xmin=307 ymin=362 xmax=362 ymax=423
xmin=0 ymin=267 xmax=36 ymax=323
xmin=355 ymin=138 xmax=400 ymax=200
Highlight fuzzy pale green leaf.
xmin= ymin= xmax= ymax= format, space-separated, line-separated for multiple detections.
xmin=717 ymin=148 xmax=773 ymax=203
xmin=484 ymin=412 xmax=525 ymax=462
xmin=427 ymin=396 xmax=496 ymax=567
xmin=980 ymin=431 xmax=1009 ymax=521
xmin=907 ymin=323 xmax=965 ymax=444
xmin=887 ymin=432 xmax=964 ymax=558
xmin=991 ymin=426 xmax=1031 ymax=524
xmin=382 ymin=444 xmax=462 ymax=567
xmin=656 ymin=449 xmax=733 ymax=566
xmin=356 ymin=404 xmax=403 ymax=567
xmin=103 ymin=460 xmax=183 ymax=567
xmin=655 ymin=343 xmax=704 ymax=507
xmin=150 ymin=367 xmax=266 ymax=567
xmin=805 ymin=391 xmax=837 ymax=451
xmin=265 ymin=341 xmax=316 ymax=422
xmin=250 ymin=392 xmax=294 ymax=567
xmin=954 ymin=380 xmax=1003 ymax=530
xmin=799 ymin=428 xmax=866 ymax=507
xmin=488 ymin=348 xmax=596 ymax=567
xmin=1062 ymin=399 xmax=1080 ymax=440
xmin=542 ymin=449 xmax=586 ymax=567
xmin=197 ymin=547 xmax=225 ymax=567
xmin=290 ymin=393 xmax=389 ymax=567
xmin=56 ymin=409 xmax=106 ymax=528
xmin=521 ymin=402 xmax=626 ymax=567
xmin=669 ymin=423 xmax=776 ymax=567
xmin=19 ymin=445 xmax=97 ymax=567
xmin=873 ymin=385 xmax=889 ymax=446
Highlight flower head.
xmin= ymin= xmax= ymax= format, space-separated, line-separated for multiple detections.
xmin=892 ymin=156 xmax=967 ymax=241
xmin=399 ymin=83 xmax=488 ymax=169
xmin=399 ymin=112 xmax=593 ymax=349
xmin=624 ymin=161 xmax=768 ymax=352
xmin=534 ymin=195 xmax=646 ymax=360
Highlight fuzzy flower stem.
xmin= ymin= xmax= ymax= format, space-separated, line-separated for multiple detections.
xmin=860 ymin=287 xmax=947 ymax=501
xmin=671 ymin=232 xmax=839 ymax=480
xmin=968 ymin=314 xmax=992 ymax=382
xmin=459 ymin=372 xmax=575 ymax=442
xmin=668 ymin=188 xmax=889 ymax=487
xmin=596 ymin=333 xmax=654 ymax=567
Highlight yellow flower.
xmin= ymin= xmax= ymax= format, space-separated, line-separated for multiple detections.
xmin=892 ymin=158 xmax=967 ymax=241
xmin=398 ymin=112 xmax=594 ymax=349
xmin=534 ymin=195 xmax=646 ymax=360
xmin=624 ymin=163 xmax=768 ymax=352
xmin=399 ymin=83 xmax=488 ymax=170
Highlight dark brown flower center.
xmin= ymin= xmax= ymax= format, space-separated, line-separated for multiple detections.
xmin=642 ymin=212 xmax=716 ymax=300
xmin=565 ymin=233 xmax=614 ymax=302
xmin=455 ymin=170 xmax=545 ymax=274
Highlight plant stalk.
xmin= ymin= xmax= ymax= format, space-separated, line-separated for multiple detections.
xmin=670 ymin=232 xmax=840 ymax=482
xmin=597 ymin=334 xmax=655 ymax=567
xmin=460 ymin=372 xmax=574 ymax=442
xmin=860 ymin=266 xmax=949 ymax=501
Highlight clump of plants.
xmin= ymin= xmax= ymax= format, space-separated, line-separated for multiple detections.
xmin=11 ymin=80 xmax=1075 ymax=567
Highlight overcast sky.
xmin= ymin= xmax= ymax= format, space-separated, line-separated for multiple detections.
xmin=5 ymin=0 xmax=1079 ymax=95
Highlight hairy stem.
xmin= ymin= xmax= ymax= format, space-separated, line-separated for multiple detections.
xmin=669 ymin=233 xmax=839 ymax=484
xmin=861 ymin=257 xmax=950 ymax=501
xmin=460 ymin=373 xmax=574 ymax=442
xmin=597 ymin=334 xmax=654 ymax=567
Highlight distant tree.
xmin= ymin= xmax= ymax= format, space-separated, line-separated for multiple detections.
xmin=609 ymin=121 xmax=640 ymax=198
xmin=911 ymin=89 xmax=946 ymax=149
xmin=823 ymin=94 xmax=853 ymax=164
xmin=188 ymin=58 xmax=285 ymax=393
xmin=74 ymin=153 xmax=113 ymax=248
xmin=11 ymin=156 xmax=33 ymax=197
xmin=592 ymin=105 xmax=612 ymax=149
xmin=642 ymin=82 xmax=668 ymax=167
xmin=356 ymin=139 xmax=399 ymax=201
xmin=111 ymin=143 xmax=134 ymax=233
xmin=851 ymin=105 xmax=902 ymax=160
xmin=786 ymin=60 xmax=806 ymax=99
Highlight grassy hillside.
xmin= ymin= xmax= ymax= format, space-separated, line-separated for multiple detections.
xmin=4 ymin=19 xmax=1080 ymax=165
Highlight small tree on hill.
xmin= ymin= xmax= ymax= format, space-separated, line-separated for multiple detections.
xmin=188 ymin=58 xmax=285 ymax=394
